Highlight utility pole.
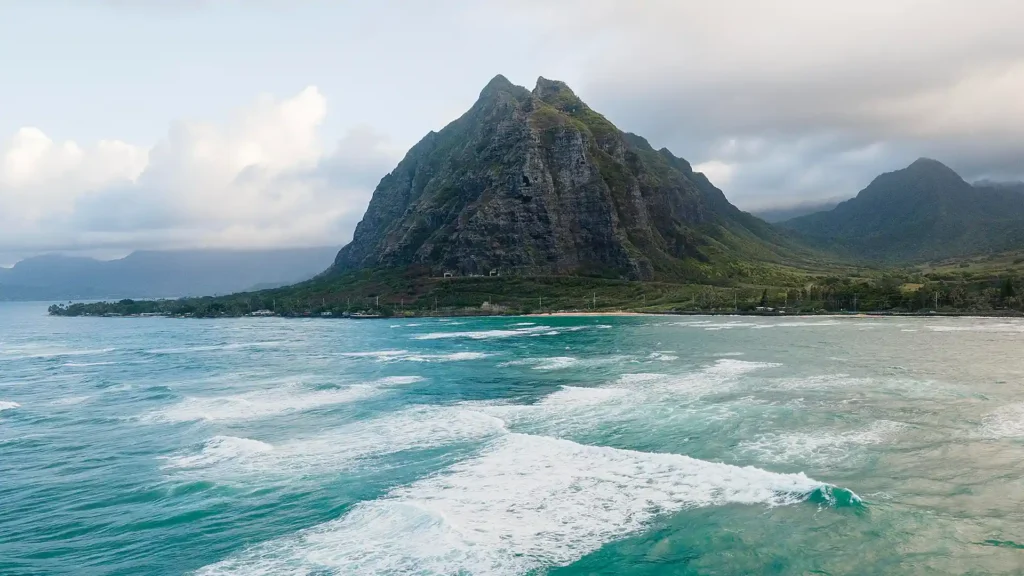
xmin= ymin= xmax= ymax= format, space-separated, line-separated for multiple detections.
xmin=734 ymin=290 xmax=737 ymax=312
xmin=376 ymin=295 xmax=379 ymax=308
xmin=642 ymin=294 xmax=646 ymax=308
xmin=593 ymin=292 xmax=596 ymax=310
xmin=539 ymin=296 xmax=542 ymax=311
xmin=853 ymin=294 xmax=858 ymax=313
xmin=934 ymin=291 xmax=938 ymax=311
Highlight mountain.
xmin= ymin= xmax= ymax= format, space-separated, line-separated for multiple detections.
xmin=781 ymin=159 xmax=1024 ymax=262
xmin=755 ymin=200 xmax=842 ymax=223
xmin=0 ymin=247 xmax=338 ymax=301
xmin=331 ymin=75 xmax=802 ymax=282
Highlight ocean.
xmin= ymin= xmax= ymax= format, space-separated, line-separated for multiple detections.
xmin=2 ymin=301 xmax=1024 ymax=574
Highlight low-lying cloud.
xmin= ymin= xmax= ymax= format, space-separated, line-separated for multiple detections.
xmin=0 ymin=87 xmax=399 ymax=264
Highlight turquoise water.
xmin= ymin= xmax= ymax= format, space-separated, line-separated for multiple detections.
xmin=3 ymin=302 xmax=1024 ymax=574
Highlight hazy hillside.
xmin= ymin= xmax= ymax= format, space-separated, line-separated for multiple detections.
xmin=782 ymin=159 xmax=1024 ymax=262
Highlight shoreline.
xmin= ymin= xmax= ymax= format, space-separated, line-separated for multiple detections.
xmin=47 ymin=307 xmax=1024 ymax=320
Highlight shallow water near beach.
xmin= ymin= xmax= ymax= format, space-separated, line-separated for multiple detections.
xmin=3 ymin=301 xmax=1024 ymax=574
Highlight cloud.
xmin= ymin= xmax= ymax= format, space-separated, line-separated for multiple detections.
xmin=0 ymin=87 xmax=400 ymax=262
xmin=500 ymin=0 xmax=1024 ymax=207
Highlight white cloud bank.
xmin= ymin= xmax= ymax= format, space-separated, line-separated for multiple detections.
xmin=0 ymin=86 xmax=399 ymax=263
xmin=501 ymin=0 xmax=1024 ymax=208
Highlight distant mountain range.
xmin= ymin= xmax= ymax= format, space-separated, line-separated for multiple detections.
xmin=0 ymin=247 xmax=338 ymax=301
xmin=780 ymin=159 xmax=1024 ymax=263
xmin=331 ymin=75 xmax=806 ymax=282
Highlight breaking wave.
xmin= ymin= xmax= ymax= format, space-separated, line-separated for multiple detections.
xmin=196 ymin=433 xmax=854 ymax=576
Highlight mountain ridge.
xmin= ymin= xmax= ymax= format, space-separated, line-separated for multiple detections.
xmin=782 ymin=158 xmax=1024 ymax=262
xmin=332 ymin=75 xmax=804 ymax=282
xmin=0 ymin=247 xmax=339 ymax=301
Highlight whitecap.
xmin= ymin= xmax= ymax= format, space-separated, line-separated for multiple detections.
xmin=1 ymin=347 xmax=116 ymax=360
xmin=0 ymin=400 xmax=20 ymax=412
xmin=753 ymin=320 xmax=842 ymax=329
xmin=51 ymin=396 xmax=91 ymax=406
xmin=648 ymin=352 xmax=678 ymax=361
xmin=414 ymin=326 xmax=553 ymax=340
xmin=982 ymin=403 xmax=1024 ymax=438
xmin=340 ymin=350 xmax=409 ymax=358
xmin=702 ymin=359 xmax=781 ymax=378
xmin=164 ymin=407 xmax=506 ymax=478
xmin=166 ymin=436 xmax=275 ymax=469
xmin=402 ymin=352 xmax=491 ymax=363
xmin=196 ymin=434 xmax=845 ymax=576
xmin=478 ymin=361 xmax=779 ymax=436
xmin=926 ymin=323 xmax=1024 ymax=333
xmin=63 ymin=361 xmax=119 ymax=367
xmin=342 ymin=350 xmax=489 ymax=363
xmin=375 ymin=376 xmax=426 ymax=386
xmin=539 ymin=386 xmax=632 ymax=406
xmin=145 ymin=341 xmax=284 ymax=354
xmin=148 ymin=385 xmax=380 ymax=423
xmin=739 ymin=421 xmax=908 ymax=465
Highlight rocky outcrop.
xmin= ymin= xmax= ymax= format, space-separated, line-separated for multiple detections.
xmin=333 ymin=75 xmax=791 ymax=280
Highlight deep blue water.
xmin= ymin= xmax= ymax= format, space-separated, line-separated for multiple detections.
xmin=3 ymin=301 xmax=1024 ymax=574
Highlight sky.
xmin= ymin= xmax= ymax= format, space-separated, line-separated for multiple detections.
xmin=2 ymin=0 xmax=1023 ymax=266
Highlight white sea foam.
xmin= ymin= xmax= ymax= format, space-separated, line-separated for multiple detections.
xmin=405 ymin=352 xmax=491 ymax=362
xmin=165 ymin=407 xmax=506 ymax=477
xmin=739 ymin=421 xmax=907 ymax=465
xmin=1 ymin=347 xmax=116 ymax=360
xmin=511 ymin=322 xmax=536 ymax=326
xmin=766 ymin=374 xmax=873 ymax=391
xmin=344 ymin=350 xmax=489 ymax=363
xmin=648 ymin=352 xmax=678 ymax=361
xmin=145 ymin=341 xmax=284 ymax=354
xmin=0 ymin=400 xmax=20 ymax=412
xmin=414 ymin=326 xmax=552 ymax=340
xmin=499 ymin=355 xmax=633 ymax=371
xmin=713 ymin=351 xmax=745 ymax=357
xmin=926 ymin=322 xmax=1024 ymax=333
xmin=701 ymin=321 xmax=759 ymax=331
xmin=63 ymin=361 xmax=119 ymax=367
xmin=531 ymin=357 xmax=579 ymax=370
xmin=703 ymin=359 xmax=781 ymax=377
xmin=197 ymin=434 xmax=835 ymax=576
xmin=374 ymin=376 xmax=426 ymax=386
xmin=150 ymin=385 xmax=380 ymax=423
xmin=51 ymin=396 xmax=91 ymax=406
xmin=539 ymin=386 xmax=632 ymax=406
xmin=340 ymin=350 xmax=409 ymax=358
xmin=168 ymin=436 xmax=275 ymax=469
xmin=480 ymin=361 xmax=778 ymax=435
xmin=982 ymin=403 xmax=1024 ymax=438
xmin=752 ymin=320 xmax=842 ymax=329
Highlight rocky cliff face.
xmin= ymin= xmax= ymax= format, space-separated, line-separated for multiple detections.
xmin=333 ymin=75 xmax=791 ymax=280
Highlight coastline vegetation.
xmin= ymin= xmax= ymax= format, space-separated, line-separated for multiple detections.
xmin=48 ymin=256 xmax=1024 ymax=318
